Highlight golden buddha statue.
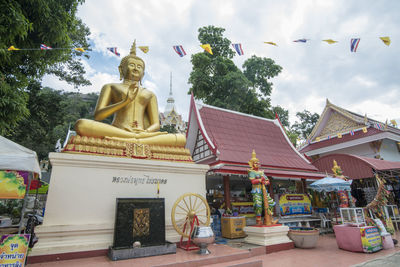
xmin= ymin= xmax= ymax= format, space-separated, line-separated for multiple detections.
xmin=64 ymin=41 xmax=191 ymax=162
xmin=74 ymin=41 xmax=185 ymax=147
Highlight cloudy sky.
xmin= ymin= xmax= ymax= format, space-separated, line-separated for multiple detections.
xmin=43 ymin=0 xmax=400 ymax=125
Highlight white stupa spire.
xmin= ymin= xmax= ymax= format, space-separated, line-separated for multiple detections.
xmin=159 ymin=72 xmax=187 ymax=133
xmin=164 ymin=72 xmax=176 ymax=113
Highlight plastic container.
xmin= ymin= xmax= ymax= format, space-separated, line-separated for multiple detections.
xmin=381 ymin=233 xmax=394 ymax=249
xmin=288 ymin=227 xmax=319 ymax=248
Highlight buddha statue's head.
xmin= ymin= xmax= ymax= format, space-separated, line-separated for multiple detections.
xmin=119 ymin=40 xmax=146 ymax=81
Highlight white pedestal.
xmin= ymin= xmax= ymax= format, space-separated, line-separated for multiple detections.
xmin=31 ymin=153 xmax=209 ymax=256
xmin=244 ymin=225 xmax=291 ymax=246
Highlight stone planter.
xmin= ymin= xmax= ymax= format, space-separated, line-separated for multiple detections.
xmin=288 ymin=227 xmax=319 ymax=248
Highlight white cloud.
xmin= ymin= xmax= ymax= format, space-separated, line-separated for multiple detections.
xmin=41 ymin=0 xmax=400 ymax=126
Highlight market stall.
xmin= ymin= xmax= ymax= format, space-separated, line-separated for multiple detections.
xmin=0 ymin=136 xmax=42 ymax=266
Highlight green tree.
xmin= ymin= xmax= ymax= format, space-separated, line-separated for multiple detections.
xmin=272 ymin=105 xmax=289 ymax=127
xmin=285 ymin=129 xmax=299 ymax=148
xmin=0 ymin=79 xmax=29 ymax=134
xmin=10 ymin=82 xmax=65 ymax=159
xmin=0 ymin=0 xmax=91 ymax=135
xmin=188 ymin=26 xmax=282 ymax=118
xmin=270 ymin=105 xmax=299 ymax=146
xmin=160 ymin=124 xmax=178 ymax=134
xmin=291 ymin=110 xmax=320 ymax=139
xmin=10 ymin=86 xmax=99 ymax=160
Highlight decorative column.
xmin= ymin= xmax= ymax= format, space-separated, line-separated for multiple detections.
xmin=223 ymin=175 xmax=231 ymax=210
xmin=302 ymin=178 xmax=307 ymax=193
xmin=268 ymin=177 xmax=274 ymax=199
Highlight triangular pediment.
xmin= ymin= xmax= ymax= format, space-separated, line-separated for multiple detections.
xmin=192 ymin=129 xmax=212 ymax=161
xmin=316 ymin=110 xmax=364 ymax=139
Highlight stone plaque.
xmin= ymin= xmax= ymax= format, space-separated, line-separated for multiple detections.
xmin=113 ymin=198 xmax=165 ymax=249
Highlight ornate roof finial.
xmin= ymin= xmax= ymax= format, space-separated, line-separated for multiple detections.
xmin=248 ymin=149 xmax=259 ymax=168
xmin=326 ymin=98 xmax=331 ymax=106
xmin=130 ymin=40 xmax=137 ymax=56
xmin=384 ymin=119 xmax=388 ymax=130
xmin=252 ymin=149 xmax=257 ymax=159
xmin=364 ymin=114 xmax=368 ymax=124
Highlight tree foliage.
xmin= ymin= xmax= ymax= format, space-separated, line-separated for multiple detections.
xmin=10 ymin=85 xmax=99 ymax=160
xmin=291 ymin=110 xmax=320 ymax=139
xmin=188 ymin=26 xmax=282 ymax=118
xmin=160 ymin=124 xmax=178 ymax=134
xmin=0 ymin=79 xmax=29 ymax=134
xmin=0 ymin=0 xmax=91 ymax=135
xmin=272 ymin=105 xmax=289 ymax=127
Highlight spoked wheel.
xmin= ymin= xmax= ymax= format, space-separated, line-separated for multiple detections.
xmin=171 ymin=193 xmax=211 ymax=237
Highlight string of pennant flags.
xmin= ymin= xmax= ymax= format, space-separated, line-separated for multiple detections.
xmin=303 ymin=121 xmax=395 ymax=146
xmin=3 ymin=36 xmax=391 ymax=57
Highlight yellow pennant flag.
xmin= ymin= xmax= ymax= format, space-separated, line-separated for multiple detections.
xmin=337 ymin=133 xmax=342 ymax=138
xmin=323 ymin=39 xmax=338 ymax=44
xmin=390 ymin=119 xmax=397 ymax=126
xmin=316 ymin=137 xmax=320 ymax=142
xmin=200 ymin=44 xmax=213 ymax=55
xmin=379 ymin=37 xmax=391 ymax=46
xmin=8 ymin=46 xmax=20 ymax=51
xmin=74 ymin=48 xmax=86 ymax=52
xmin=139 ymin=46 xmax=149 ymax=53
xmin=362 ymin=127 xmax=368 ymax=133
xmin=264 ymin=41 xmax=277 ymax=46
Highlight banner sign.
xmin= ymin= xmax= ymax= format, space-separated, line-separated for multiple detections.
xmin=360 ymin=226 xmax=382 ymax=253
xmin=279 ymin=194 xmax=312 ymax=216
xmin=0 ymin=234 xmax=30 ymax=267
xmin=0 ymin=171 xmax=27 ymax=199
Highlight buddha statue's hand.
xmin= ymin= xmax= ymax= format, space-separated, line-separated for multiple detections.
xmin=125 ymin=82 xmax=139 ymax=102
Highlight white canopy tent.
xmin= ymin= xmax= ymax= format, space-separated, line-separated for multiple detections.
xmin=0 ymin=135 xmax=41 ymax=176
xmin=0 ymin=135 xmax=42 ymax=233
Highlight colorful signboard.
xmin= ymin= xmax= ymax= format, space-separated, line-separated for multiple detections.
xmin=0 ymin=234 xmax=30 ymax=266
xmin=0 ymin=171 xmax=27 ymax=199
xmin=231 ymin=202 xmax=254 ymax=217
xmin=279 ymin=194 xmax=312 ymax=216
xmin=360 ymin=226 xmax=382 ymax=253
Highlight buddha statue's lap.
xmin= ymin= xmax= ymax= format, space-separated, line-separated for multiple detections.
xmin=73 ymin=41 xmax=186 ymax=148
xmin=75 ymin=118 xmax=186 ymax=146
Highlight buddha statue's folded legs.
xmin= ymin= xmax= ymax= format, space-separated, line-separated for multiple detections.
xmin=75 ymin=119 xmax=186 ymax=147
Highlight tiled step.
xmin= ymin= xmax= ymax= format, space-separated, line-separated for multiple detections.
xmin=152 ymin=244 xmax=252 ymax=267
xmin=206 ymin=259 xmax=263 ymax=267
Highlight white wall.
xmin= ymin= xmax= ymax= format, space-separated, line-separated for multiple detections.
xmin=33 ymin=153 xmax=209 ymax=256
xmin=320 ymin=142 xmax=377 ymax=158
xmin=380 ymin=139 xmax=400 ymax=162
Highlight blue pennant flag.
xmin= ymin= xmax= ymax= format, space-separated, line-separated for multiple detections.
xmin=232 ymin=43 xmax=244 ymax=55
xmin=107 ymin=47 xmax=120 ymax=56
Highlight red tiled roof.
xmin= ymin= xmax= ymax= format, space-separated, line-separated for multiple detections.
xmin=300 ymin=127 xmax=381 ymax=153
xmin=210 ymin=164 xmax=324 ymax=179
xmin=198 ymin=105 xmax=317 ymax=171
xmin=355 ymin=155 xmax=400 ymax=171
xmin=312 ymin=154 xmax=400 ymax=179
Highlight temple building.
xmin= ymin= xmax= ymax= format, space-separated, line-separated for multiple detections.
xmin=185 ymin=95 xmax=324 ymax=214
xmin=159 ymin=73 xmax=187 ymax=134
xmin=299 ymin=99 xmax=400 ymax=206
xmin=299 ymin=99 xmax=400 ymax=162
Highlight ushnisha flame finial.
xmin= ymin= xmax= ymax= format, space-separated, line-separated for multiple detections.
xmin=130 ymin=40 xmax=137 ymax=56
